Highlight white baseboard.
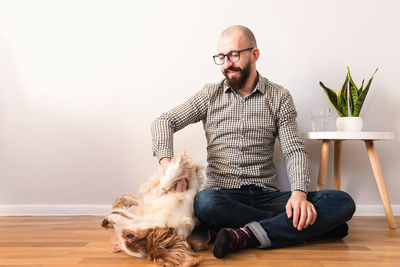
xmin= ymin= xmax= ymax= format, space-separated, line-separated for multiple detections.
xmin=0 ymin=204 xmax=399 ymax=216
xmin=354 ymin=205 xmax=400 ymax=216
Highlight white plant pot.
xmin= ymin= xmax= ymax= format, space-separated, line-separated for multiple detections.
xmin=336 ymin=117 xmax=363 ymax=132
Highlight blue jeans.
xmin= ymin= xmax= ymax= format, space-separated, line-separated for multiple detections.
xmin=194 ymin=186 xmax=356 ymax=248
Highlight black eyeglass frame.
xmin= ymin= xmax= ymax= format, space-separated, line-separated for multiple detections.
xmin=213 ymin=47 xmax=254 ymax=65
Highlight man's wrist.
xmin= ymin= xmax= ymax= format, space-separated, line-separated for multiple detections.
xmin=159 ymin=157 xmax=172 ymax=163
xmin=291 ymin=190 xmax=307 ymax=198
xmin=160 ymin=157 xmax=172 ymax=170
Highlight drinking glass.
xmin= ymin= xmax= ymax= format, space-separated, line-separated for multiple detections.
xmin=310 ymin=107 xmax=331 ymax=131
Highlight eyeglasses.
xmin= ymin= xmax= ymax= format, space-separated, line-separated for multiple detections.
xmin=213 ymin=47 xmax=254 ymax=65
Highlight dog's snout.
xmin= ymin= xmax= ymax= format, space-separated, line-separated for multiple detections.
xmin=102 ymin=219 xmax=109 ymax=228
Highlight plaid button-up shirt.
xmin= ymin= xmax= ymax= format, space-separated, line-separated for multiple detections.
xmin=151 ymin=74 xmax=310 ymax=192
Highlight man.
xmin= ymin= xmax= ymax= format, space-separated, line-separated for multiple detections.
xmin=151 ymin=25 xmax=355 ymax=258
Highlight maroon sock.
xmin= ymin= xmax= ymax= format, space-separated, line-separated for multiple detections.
xmin=213 ymin=226 xmax=260 ymax=258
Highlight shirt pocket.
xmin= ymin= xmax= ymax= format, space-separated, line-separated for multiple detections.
xmin=245 ymin=109 xmax=277 ymax=143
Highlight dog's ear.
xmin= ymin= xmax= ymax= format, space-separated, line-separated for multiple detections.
xmin=147 ymin=227 xmax=200 ymax=267
xmin=187 ymin=238 xmax=210 ymax=252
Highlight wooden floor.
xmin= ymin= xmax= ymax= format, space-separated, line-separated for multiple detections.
xmin=0 ymin=216 xmax=399 ymax=266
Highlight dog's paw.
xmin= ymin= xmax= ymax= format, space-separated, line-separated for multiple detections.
xmin=112 ymin=193 xmax=139 ymax=209
xmin=110 ymin=233 xmax=122 ymax=253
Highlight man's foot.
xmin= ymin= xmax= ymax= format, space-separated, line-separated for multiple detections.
xmin=212 ymin=227 xmax=260 ymax=258
xmin=321 ymin=223 xmax=349 ymax=239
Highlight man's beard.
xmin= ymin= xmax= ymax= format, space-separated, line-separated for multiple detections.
xmin=222 ymin=61 xmax=251 ymax=91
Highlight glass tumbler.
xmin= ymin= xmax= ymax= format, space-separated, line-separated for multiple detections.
xmin=310 ymin=107 xmax=331 ymax=131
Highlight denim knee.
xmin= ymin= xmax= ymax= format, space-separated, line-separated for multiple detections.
xmin=317 ymin=190 xmax=356 ymax=221
xmin=336 ymin=190 xmax=356 ymax=221
xmin=194 ymin=188 xmax=226 ymax=226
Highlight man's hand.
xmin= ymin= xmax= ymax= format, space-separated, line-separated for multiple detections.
xmin=160 ymin=157 xmax=172 ymax=172
xmin=160 ymin=157 xmax=187 ymax=192
xmin=286 ymin=190 xmax=317 ymax=231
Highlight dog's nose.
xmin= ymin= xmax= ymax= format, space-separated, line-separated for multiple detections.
xmin=101 ymin=219 xmax=109 ymax=228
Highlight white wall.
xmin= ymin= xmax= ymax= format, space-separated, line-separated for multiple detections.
xmin=0 ymin=0 xmax=399 ymax=215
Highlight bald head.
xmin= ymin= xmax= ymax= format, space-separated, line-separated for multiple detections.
xmin=219 ymin=25 xmax=257 ymax=48
xmin=216 ymin=25 xmax=260 ymax=93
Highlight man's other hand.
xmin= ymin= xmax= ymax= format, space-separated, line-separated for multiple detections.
xmin=160 ymin=157 xmax=188 ymax=192
xmin=286 ymin=190 xmax=317 ymax=231
xmin=160 ymin=157 xmax=172 ymax=172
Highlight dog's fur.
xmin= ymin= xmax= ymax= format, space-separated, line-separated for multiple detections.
xmin=102 ymin=152 xmax=207 ymax=266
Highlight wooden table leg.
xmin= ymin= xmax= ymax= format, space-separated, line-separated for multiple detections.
xmin=334 ymin=140 xmax=342 ymax=190
xmin=365 ymin=140 xmax=397 ymax=229
xmin=318 ymin=140 xmax=330 ymax=190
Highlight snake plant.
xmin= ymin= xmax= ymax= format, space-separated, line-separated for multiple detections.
xmin=319 ymin=68 xmax=378 ymax=117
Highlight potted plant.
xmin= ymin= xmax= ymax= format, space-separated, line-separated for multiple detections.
xmin=319 ymin=67 xmax=378 ymax=131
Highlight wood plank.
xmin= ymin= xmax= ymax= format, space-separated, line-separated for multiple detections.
xmin=0 ymin=242 xmax=88 ymax=247
xmin=0 ymin=216 xmax=398 ymax=266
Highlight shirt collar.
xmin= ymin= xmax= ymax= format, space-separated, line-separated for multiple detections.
xmin=223 ymin=72 xmax=267 ymax=95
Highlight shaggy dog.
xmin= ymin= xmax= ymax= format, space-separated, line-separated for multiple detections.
xmin=102 ymin=152 xmax=207 ymax=266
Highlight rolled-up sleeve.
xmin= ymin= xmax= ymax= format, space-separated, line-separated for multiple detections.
xmin=151 ymin=86 xmax=209 ymax=162
xmin=277 ymin=91 xmax=310 ymax=193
